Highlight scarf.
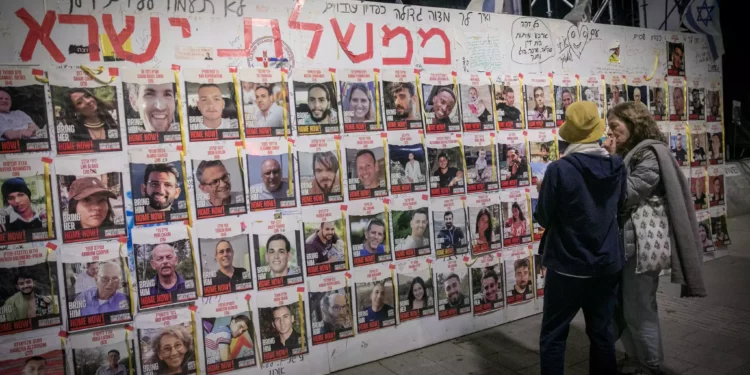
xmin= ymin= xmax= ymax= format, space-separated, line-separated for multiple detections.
xmin=624 ymin=140 xmax=707 ymax=298
xmin=563 ymin=142 xmax=609 ymax=157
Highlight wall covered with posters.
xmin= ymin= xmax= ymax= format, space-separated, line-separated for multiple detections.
xmin=0 ymin=0 xmax=728 ymax=374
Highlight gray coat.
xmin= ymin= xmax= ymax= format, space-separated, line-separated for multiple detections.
xmin=621 ymin=147 xmax=665 ymax=260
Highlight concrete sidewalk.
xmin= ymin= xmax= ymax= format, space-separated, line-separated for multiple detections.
xmin=334 ymin=214 xmax=750 ymax=375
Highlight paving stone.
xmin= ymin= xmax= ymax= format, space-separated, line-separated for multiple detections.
xmin=681 ymin=366 xmax=725 ymax=375
xmin=682 ymin=330 xmax=745 ymax=353
xmin=675 ymin=347 xmax=749 ymax=373
xmin=332 ymin=362 xmax=397 ymax=375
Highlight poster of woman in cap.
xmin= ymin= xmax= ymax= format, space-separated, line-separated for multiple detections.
xmin=0 ymin=67 xmax=51 ymax=154
xmin=56 ymin=154 xmax=126 ymax=243
xmin=0 ymin=158 xmax=55 ymax=245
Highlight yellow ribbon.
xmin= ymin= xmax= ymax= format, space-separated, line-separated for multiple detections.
xmin=126 ymin=330 xmax=134 ymax=375
xmin=488 ymin=74 xmax=500 ymax=131
xmin=518 ymin=76 xmax=526 ymax=128
xmin=297 ymin=290 xmax=306 ymax=351
xmin=665 ymin=80 xmax=670 ymax=121
xmin=282 ymin=71 xmax=289 ymax=138
xmin=415 ymin=72 xmax=428 ymax=126
xmin=173 ymin=70 xmax=188 ymax=153
xmin=374 ymin=70 xmax=382 ymax=130
xmin=232 ymin=71 xmax=246 ymax=144
xmin=719 ymin=87 xmax=726 ymax=164
xmin=452 ymin=74 xmax=461 ymax=127
xmin=46 ymin=246 xmax=59 ymax=314
xmin=119 ymin=241 xmax=136 ymax=318
xmin=246 ymin=298 xmax=262 ymax=367
xmin=34 ymin=74 xmax=48 ymax=84
xmin=186 ymin=226 xmax=201 ymax=296
xmin=526 ymin=192 xmax=534 ymax=239
xmin=80 ymin=65 xmax=115 ymax=84
xmin=190 ymin=310 xmax=202 ymax=375
xmin=457 ymin=136 xmax=468 ymax=183
xmin=490 ymin=133 xmax=497 ymax=182
xmin=43 ymin=160 xmax=53 ymax=239
xmin=686 ymin=123 xmax=693 ymax=163
xmin=390 ymin=267 xmax=398 ymax=326
xmin=341 ymin=210 xmax=349 ymax=271
xmin=682 ymin=78 xmax=688 ymax=120
xmin=383 ymin=203 xmax=390 ymax=254
xmin=287 ymin=141 xmax=294 ymax=197
xmin=330 ymin=71 xmax=338 ymax=105
xmin=382 ymin=135 xmax=390 ymax=192
xmin=179 ymin=152 xmax=193 ymax=227
xmin=344 ymin=276 xmax=355 ymax=336
xmin=524 ymin=132 xmax=532 ymax=186
xmin=576 ymin=76 xmax=581 ymax=104
xmin=529 ymin=246 xmax=537 ymax=297
xmin=548 ymin=76 xmax=555 ymax=125
xmin=644 ymin=52 xmax=660 ymax=81
xmin=335 ymin=137 xmax=344 ymax=196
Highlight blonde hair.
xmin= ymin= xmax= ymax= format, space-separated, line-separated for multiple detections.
xmin=607 ymin=102 xmax=666 ymax=155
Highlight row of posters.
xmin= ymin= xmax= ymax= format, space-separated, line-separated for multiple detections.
xmin=0 ymin=67 xmax=723 ymax=155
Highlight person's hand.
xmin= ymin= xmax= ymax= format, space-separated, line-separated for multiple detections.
xmin=21 ymin=128 xmax=36 ymax=138
xmin=602 ymin=136 xmax=616 ymax=154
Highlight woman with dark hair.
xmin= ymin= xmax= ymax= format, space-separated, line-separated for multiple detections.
xmin=149 ymin=325 xmax=195 ymax=375
xmin=346 ymin=83 xmax=375 ymax=122
xmin=505 ymin=202 xmax=527 ymax=237
xmin=63 ymin=88 xmax=118 ymax=141
xmin=474 ymin=208 xmax=492 ymax=245
xmin=406 ymin=276 xmax=428 ymax=310
xmin=607 ymin=101 xmax=705 ymax=375
xmin=697 ymin=222 xmax=715 ymax=253
xmin=67 ymin=176 xmax=117 ymax=230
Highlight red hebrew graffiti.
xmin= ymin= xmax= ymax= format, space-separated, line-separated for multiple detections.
xmin=16 ymin=8 xmax=65 ymax=63
xmin=168 ymin=17 xmax=191 ymax=38
xmin=418 ymin=28 xmax=451 ymax=65
xmin=59 ymin=14 xmax=100 ymax=61
xmin=217 ymin=18 xmax=282 ymax=58
xmin=381 ymin=25 xmax=413 ymax=65
xmin=102 ymin=15 xmax=160 ymax=64
xmin=288 ymin=0 xmax=323 ymax=59
xmin=330 ymin=19 xmax=373 ymax=63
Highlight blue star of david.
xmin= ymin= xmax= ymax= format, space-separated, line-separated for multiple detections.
xmin=696 ymin=0 xmax=715 ymax=27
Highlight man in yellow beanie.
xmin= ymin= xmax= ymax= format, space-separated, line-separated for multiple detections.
xmin=536 ymin=101 xmax=627 ymax=375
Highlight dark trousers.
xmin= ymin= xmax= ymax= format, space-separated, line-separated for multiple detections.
xmin=539 ymin=269 xmax=620 ymax=375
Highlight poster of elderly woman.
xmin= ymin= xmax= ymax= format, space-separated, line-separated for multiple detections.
xmin=137 ymin=308 xmax=197 ymax=375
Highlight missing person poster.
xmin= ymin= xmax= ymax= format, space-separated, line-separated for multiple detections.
xmin=395 ymin=257 xmax=435 ymax=322
xmin=464 ymin=132 xmax=499 ymax=193
xmin=691 ymin=168 xmax=708 ymax=211
xmin=648 ymin=77 xmax=667 ymax=121
xmin=528 ymin=129 xmax=559 ymax=184
xmin=297 ymin=136 xmax=344 ymax=205
xmin=494 ymin=74 xmax=524 ymax=130
xmin=190 ymin=141 xmax=248 ymax=219
xmin=391 ymin=194 xmax=431 ymax=260
xmin=57 ymin=153 xmax=127 ymax=243
xmin=534 ymin=253 xmax=546 ymax=297
xmin=501 ymin=190 xmax=533 ymax=247
xmin=708 ymin=165 xmax=725 ymax=207
xmin=669 ymin=123 xmax=689 ymax=167
xmin=49 ymin=67 xmax=122 ymax=154
xmin=554 ymin=74 xmax=578 ymax=126
xmin=308 ymin=273 xmax=354 ymax=345
xmin=197 ymin=216 xmax=253 ymax=296
xmin=129 ymin=145 xmax=189 ymax=225
xmin=667 ymin=37 xmax=685 ymax=77
xmin=0 ymin=333 xmax=65 ymax=375
xmin=525 ymin=75 xmax=554 ymax=128
xmin=691 ymin=122 xmax=708 ymax=167
xmin=343 ymin=133 xmax=388 ymax=200
xmin=0 ymin=157 xmax=55 ymax=245
xmin=0 ymin=67 xmax=51 ymax=153
xmin=688 ymin=78 xmax=705 ymax=121
xmin=387 ymin=130 xmax=427 ymax=194
xmin=707 ymin=123 xmax=724 ymax=165
xmin=0 ymin=245 xmax=61 ymax=335
xmin=530 ymin=189 xmax=545 ymax=242
xmin=498 ymin=130 xmax=530 ymax=189
xmin=696 ymin=209 xmax=716 ymax=253
xmin=62 ymin=241 xmax=132 ymax=331
xmin=422 ymin=71 xmax=460 ymax=133
xmin=245 ymin=137 xmax=296 ymax=211
xmin=426 ymin=133 xmax=465 ymax=196
xmin=709 ymin=206 xmax=731 ymax=248
xmin=257 ymin=286 xmax=309 ymax=362
xmin=581 ymin=75 xmax=604 ymax=119
xmin=667 ymin=76 xmax=686 ymax=122
xmin=467 ymin=193 xmax=502 ymax=257
xmin=239 ymin=68 xmax=290 ymax=138
xmin=136 ymin=307 xmax=197 ymax=375
xmin=432 ymin=196 xmax=469 ymax=259
xmin=252 ymin=213 xmax=304 ymax=290
xmin=459 ymin=73 xmax=494 ymax=131
xmin=200 ymin=295 xmax=257 ymax=373
xmin=70 ymin=327 xmax=135 ymax=375
xmin=628 ymin=75 xmax=648 ymax=107
xmin=340 ymin=69 xmax=380 ymax=133
xmin=302 ymin=204 xmax=348 ymax=276
xmin=705 ymin=80 xmax=721 ymax=123
xmin=504 ymin=247 xmax=534 ymax=305
xmin=133 ymin=225 xmax=197 ymax=309
xmin=605 ymin=74 xmax=627 ymax=112
xmin=354 ymin=264 xmax=396 ymax=332
xmin=121 ymin=68 xmax=181 ymax=145
xmin=349 ymin=199 xmax=392 ymax=267
xmin=293 ymin=69 xmax=340 ymax=135
xmin=382 ymin=70 xmax=423 ymax=131
xmin=471 ymin=253 xmax=504 ymax=316
xmin=183 ymin=68 xmax=240 ymax=142
xmin=435 ymin=258 xmax=471 ymax=319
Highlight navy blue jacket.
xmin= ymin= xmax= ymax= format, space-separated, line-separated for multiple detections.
xmin=535 ymin=152 xmax=627 ymax=277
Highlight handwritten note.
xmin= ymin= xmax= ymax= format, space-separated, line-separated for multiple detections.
xmin=511 ymin=18 xmax=554 ymax=64
xmin=466 ymin=34 xmax=504 ymax=72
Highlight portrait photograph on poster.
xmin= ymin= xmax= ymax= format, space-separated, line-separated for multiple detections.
xmin=340 ymin=69 xmax=380 ymax=133
xmin=432 ymin=196 xmax=469 ymax=258
xmin=554 ymin=74 xmax=578 ymax=126
xmin=200 ymin=296 xmax=257 ymax=373
xmin=628 ymin=75 xmax=648 ymax=107
xmin=530 ymin=190 xmax=545 ymax=242
xmin=605 ymin=74 xmax=627 ymax=110
xmin=0 ymin=158 xmax=55 ymax=245
xmin=497 ymin=131 xmax=530 ymax=189
xmin=308 ymin=273 xmax=354 ymax=345
xmin=252 ymin=213 xmax=304 ymax=290
xmin=525 ymin=76 xmax=554 ymax=128
xmin=706 ymin=81 xmax=721 ymax=122
xmin=459 ymin=74 xmax=494 ymax=131
xmin=133 ymin=225 xmax=197 ymax=309
xmin=471 ymin=254 xmax=504 ymax=316
xmin=668 ymin=76 xmax=686 ymax=122
xmin=197 ymin=216 xmax=253 ymax=296
xmin=391 ymin=194 xmax=431 ymax=260
xmin=0 ymin=333 xmax=65 ymax=375
xmin=136 ymin=308 xmax=197 ymax=375
xmin=381 ymin=70 xmax=423 ymax=131
xmin=534 ymin=253 xmax=546 ymax=298
xmin=463 ymin=132 xmax=499 ymax=193
xmin=349 ymin=199 xmax=391 ymax=267
xmin=581 ymin=75 xmax=604 ymax=118
xmin=190 ymin=142 xmax=248 ymax=219
xmin=245 ymin=138 xmax=296 ymax=211
xmin=56 ymin=154 xmax=126 ymax=243
xmin=688 ymin=81 xmax=705 ymax=121
xmin=70 ymin=327 xmax=134 ymax=375
xmin=183 ymin=68 xmax=240 ymax=142
xmin=297 ymin=136 xmax=344 ymax=206
xmin=504 ymin=249 xmax=535 ymax=305
xmin=648 ymin=77 xmax=666 ymax=121
xmin=303 ymin=204 xmax=348 ymax=276
xmin=395 ymin=257 xmax=435 ymax=322
xmin=435 ymin=259 xmax=471 ymax=319
xmin=669 ymin=124 xmax=689 ymax=166
xmin=0 ymin=245 xmax=61 ymax=336
xmin=129 ymin=146 xmax=189 ymax=226
xmin=667 ymin=39 xmax=685 ymax=76
xmin=502 ymin=190 xmax=533 ymax=247
xmin=707 ymin=123 xmax=724 ymax=164
xmin=494 ymin=74 xmax=524 ymax=129
xmin=239 ymin=68 xmax=290 ymax=138
xmin=387 ymin=130 xmax=427 ymax=194
xmin=710 ymin=206 xmax=731 ymax=248
xmin=257 ymin=287 xmax=308 ymax=362
xmin=696 ymin=209 xmax=716 ymax=254
xmin=691 ymin=124 xmax=708 ymax=166
xmin=692 ymin=171 xmax=708 ymax=211
xmin=62 ymin=241 xmax=132 ymax=331
xmin=121 ymin=68 xmax=182 ymax=145
xmin=343 ymin=134 xmax=388 ymax=200
xmin=294 ymin=69 xmax=340 ymax=135
xmin=0 ymin=67 xmax=51 ymax=153
xmin=355 ymin=264 xmax=396 ymax=333
xmin=49 ymin=67 xmax=122 ymax=154
xmin=528 ymin=129 xmax=559 ymax=184
xmin=426 ymin=133 xmax=465 ymax=197
xmin=422 ymin=72 xmax=460 ymax=133
xmin=467 ymin=193 xmax=502 ymax=257
xmin=709 ymin=166 xmax=725 ymax=207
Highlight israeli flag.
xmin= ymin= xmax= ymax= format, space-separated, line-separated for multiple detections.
xmin=682 ymin=0 xmax=724 ymax=59
xmin=467 ymin=0 xmax=521 ymax=15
